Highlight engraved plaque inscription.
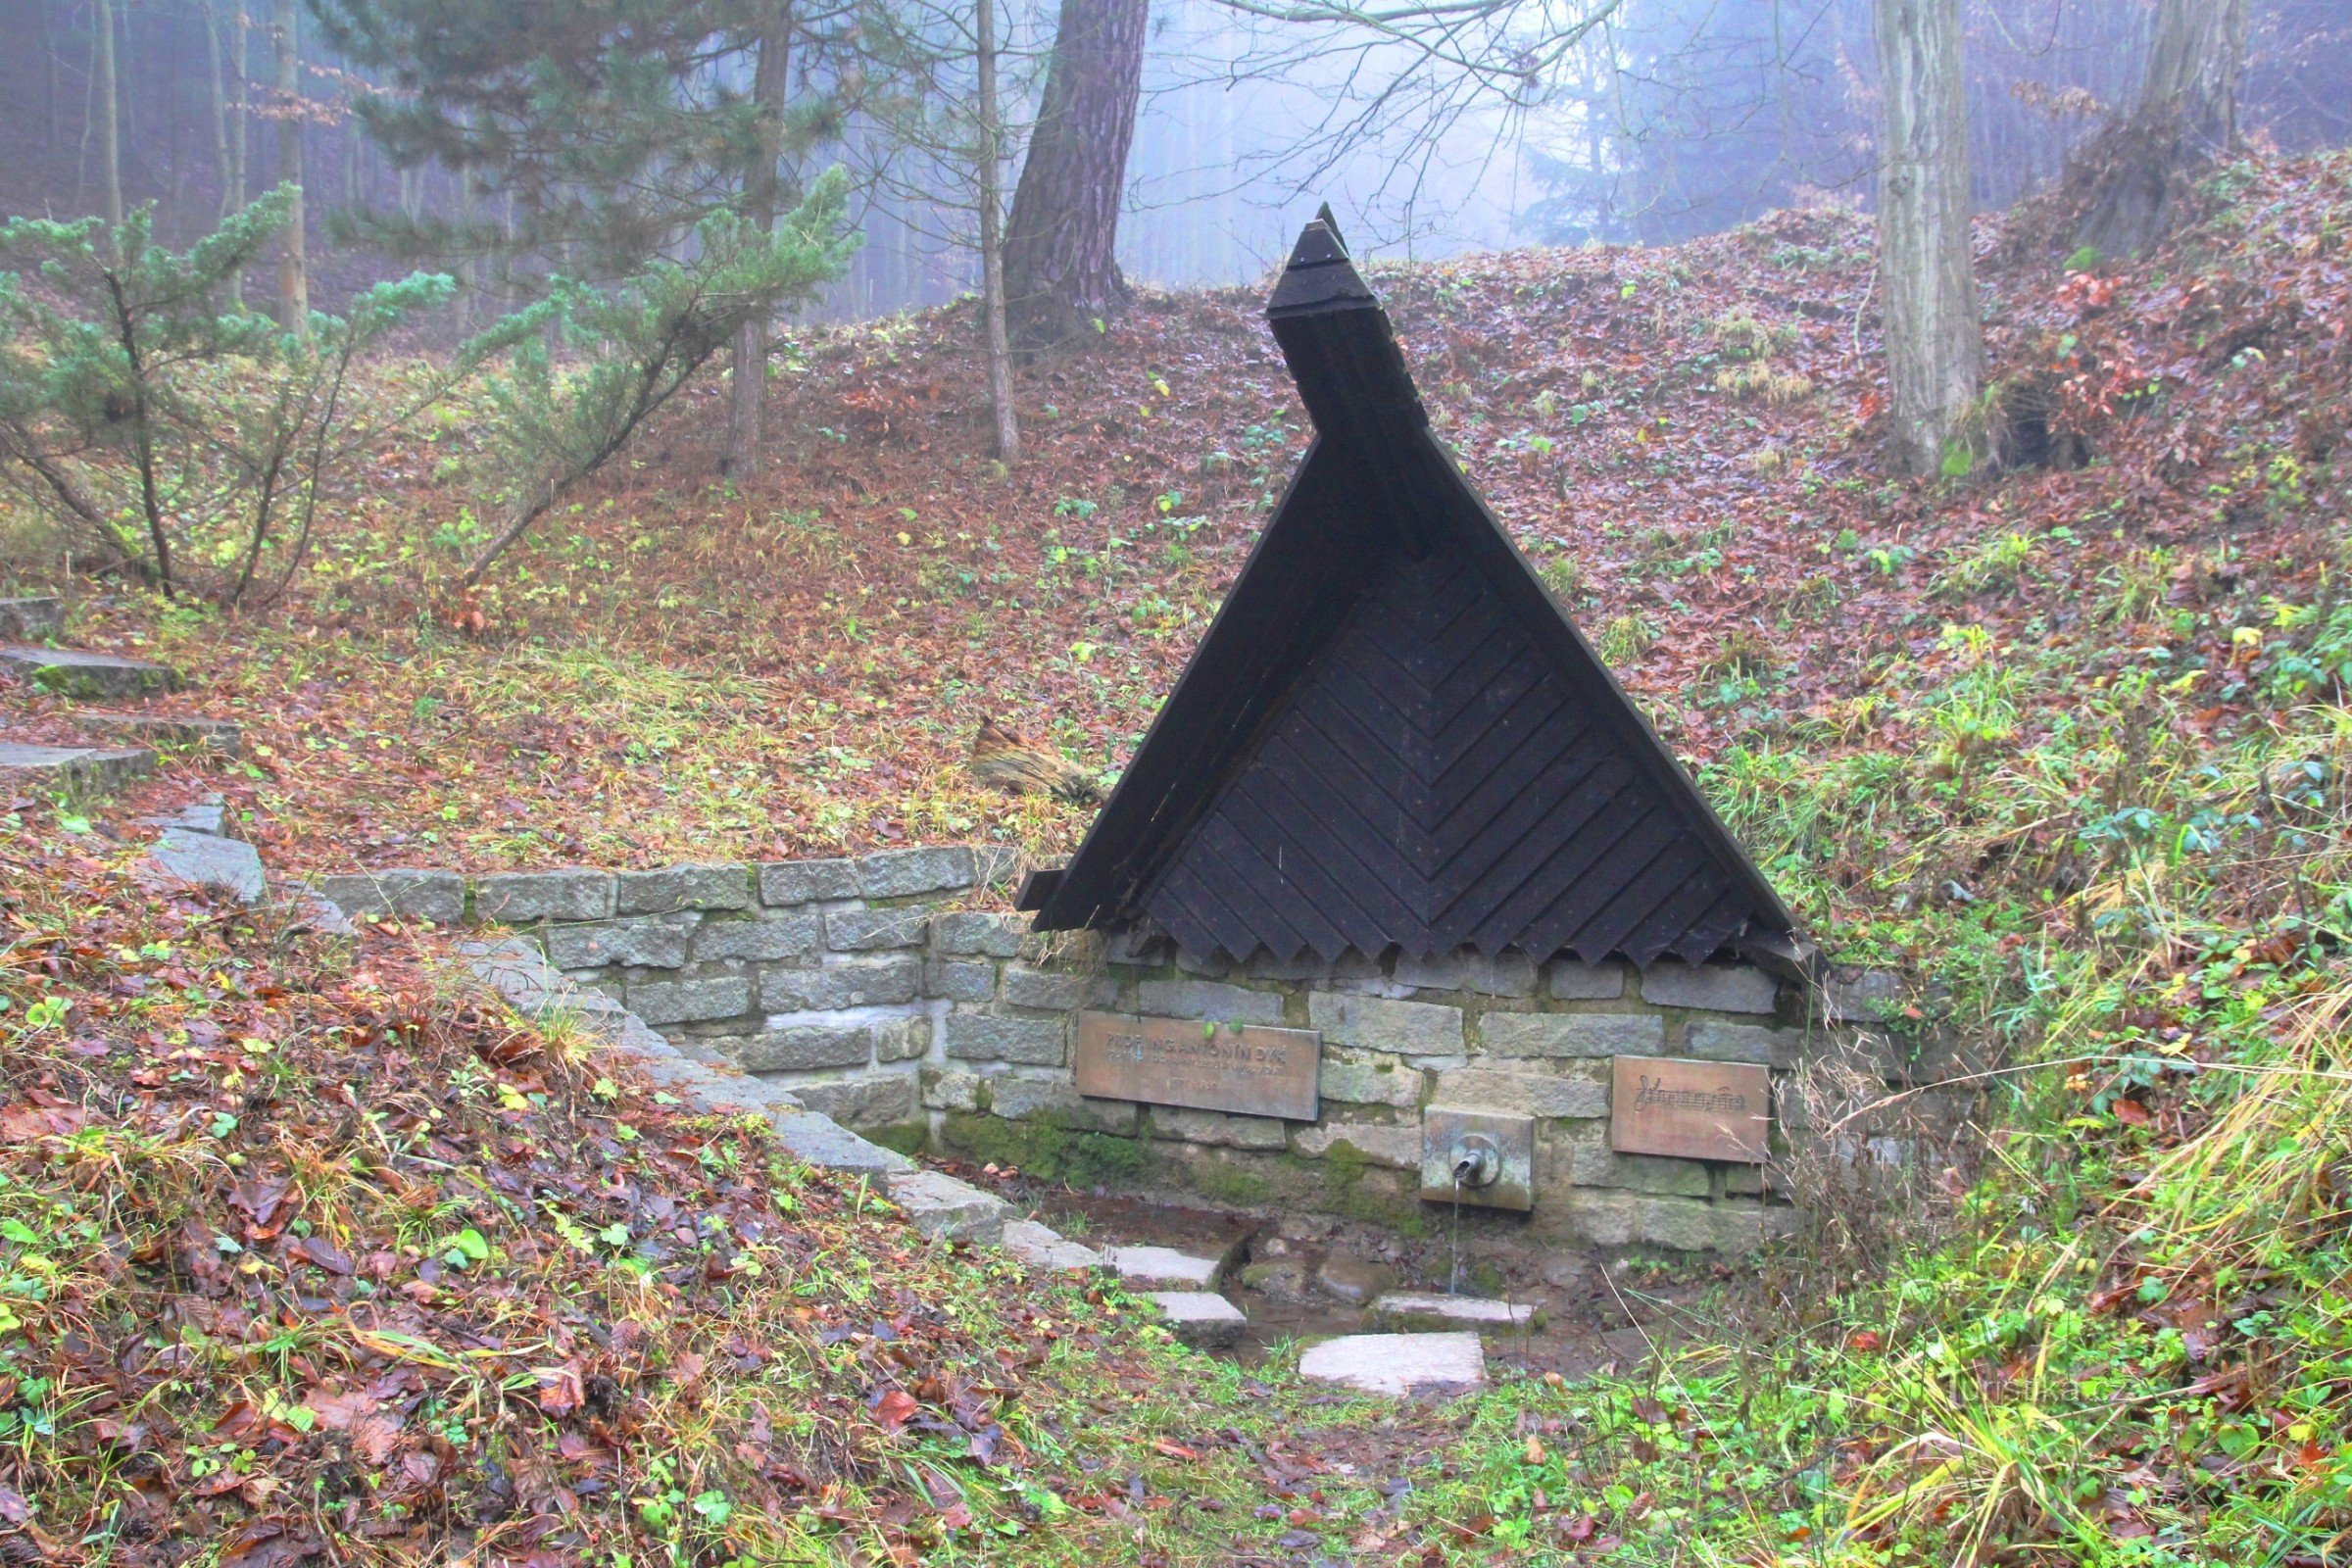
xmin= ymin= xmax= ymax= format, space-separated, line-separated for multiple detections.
xmin=1609 ymin=1055 xmax=1770 ymax=1163
xmin=1073 ymin=1010 xmax=1320 ymax=1121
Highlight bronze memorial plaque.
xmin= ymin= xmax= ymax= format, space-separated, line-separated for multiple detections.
xmin=1073 ymin=1011 xmax=1320 ymax=1121
xmin=1610 ymin=1055 xmax=1771 ymax=1164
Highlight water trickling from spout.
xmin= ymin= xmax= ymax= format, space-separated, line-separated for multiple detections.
xmin=1448 ymin=1169 xmax=1463 ymax=1296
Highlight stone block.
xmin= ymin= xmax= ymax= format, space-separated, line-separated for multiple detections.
xmin=1150 ymin=1292 xmax=1246 ymax=1348
xmin=0 ymin=597 xmax=62 ymax=641
xmin=1365 ymin=1293 xmax=1538 ymax=1335
xmin=1823 ymin=968 xmax=1903 ymax=1024
xmin=0 ymin=742 xmax=155 ymax=796
xmin=625 ymin=974 xmax=752 ymax=1026
xmin=318 ymin=869 xmax=464 ymax=924
xmin=1635 ymin=1196 xmax=1726 ymax=1252
xmin=925 ymin=958 xmax=999 ymax=1003
xmin=1151 ymin=1106 xmax=1289 ymax=1150
xmin=857 ymin=845 xmax=975 ymax=899
xmin=922 ymin=1068 xmax=984 ymax=1112
xmin=1561 ymin=1190 xmax=1641 ymax=1246
xmin=75 ymin=712 xmax=242 ymax=756
xmin=474 ymin=869 xmax=614 ymax=923
xmin=1298 ymin=1333 xmax=1484 ymax=1396
xmin=1292 ymin=1122 xmax=1419 ymax=1169
xmin=874 ymin=1016 xmax=930 ymax=1062
xmin=760 ymin=956 xmax=921 ymax=1010
xmin=141 ymin=822 xmax=266 ymax=906
xmin=824 ymin=907 xmax=930 ymax=952
xmin=884 ymin=1168 xmax=1008 ymax=1244
xmin=792 ymin=1073 xmax=918 ymax=1128
xmin=1392 ymin=949 xmax=1538 ymax=997
xmin=615 ymin=863 xmax=752 ymax=914
xmin=1136 ymin=978 xmax=1286 ymax=1025
xmin=988 ymin=1076 xmax=1135 ymax=1131
xmin=1721 ymin=1165 xmax=1768 ymax=1197
xmin=139 ymin=798 xmax=229 ymax=837
xmin=934 ymin=910 xmax=1027 ymax=957
xmin=1566 ymin=1144 xmax=1712 ymax=1197
xmin=1640 ymin=961 xmax=1779 ymax=1015
xmin=1481 ymin=1011 xmax=1662 ymax=1058
xmin=142 ymin=828 xmax=265 ymax=905
xmin=729 ymin=1026 xmax=873 ymax=1072
xmin=1433 ymin=1067 xmax=1608 ymax=1120
xmin=942 ymin=1013 xmax=1065 ymax=1066
xmin=1688 ymin=1021 xmax=1801 ymax=1067
xmin=758 ymin=858 xmax=858 ymax=906
xmin=0 ymin=647 xmax=178 ymax=699
xmin=1547 ymin=960 xmax=1627 ymax=1000
xmin=1308 ymin=992 xmax=1463 ymax=1057
xmin=546 ymin=914 xmax=698 ymax=970
xmin=1004 ymin=1219 xmax=1108 ymax=1271
xmin=1002 ymin=964 xmax=1088 ymax=1010
xmin=1318 ymin=1054 xmax=1423 ymax=1108
xmin=768 ymin=1110 xmax=913 ymax=1177
xmin=1110 ymin=1246 xmax=1222 ymax=1289
xmin=692 ymin=912 xmax=819 ymax=963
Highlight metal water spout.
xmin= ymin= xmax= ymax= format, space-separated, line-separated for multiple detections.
xmin=1449 ymin=1133 xmax=1502 ymax=1190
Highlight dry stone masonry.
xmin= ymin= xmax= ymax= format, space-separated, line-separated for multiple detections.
xmin=320 ymin=846 xmax=1939 ymax=1255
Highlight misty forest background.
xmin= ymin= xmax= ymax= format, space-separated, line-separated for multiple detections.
xmin=3 ymin=0 xmax=2344 ymax=322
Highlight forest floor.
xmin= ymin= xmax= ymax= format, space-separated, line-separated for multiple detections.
xmin=5 ymin=149 xmax=2352 ymax=1563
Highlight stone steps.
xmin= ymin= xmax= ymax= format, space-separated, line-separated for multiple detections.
xmin=1107 ymin=1244 xmax=1225 ymax=1291
xmin=74 ymin=711 xmax=242 ymax=757
xmin=1151 ymin=1291 xmax=1247 ymax=1348
xmin=0 ymin=741 xmax=157 ymax=795
xmin=2 ymin=647 xmax=181 ymax=700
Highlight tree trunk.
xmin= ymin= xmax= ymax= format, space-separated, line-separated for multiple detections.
xmin=2076 ymin=0 xmax=2250 ymax=259
xmin=725 ymin=1 xmax=793 ymax=479
xmin=204 ymin=3 xmax=233 ymax=217
xmin=977 ymin=0 xmax=1020 ymax=463
xmin=1001 ymin=0 xmax=1146 ymax=352
xmin=1873 ymin=0 xmax=1981 ymax=479
xmin=274 ymin=0 xmax=308 ymax=334
xmin=94 ymin=0 xmax=122 ymax=235
xmin=226 ymin=1 xmax=249 ymax=306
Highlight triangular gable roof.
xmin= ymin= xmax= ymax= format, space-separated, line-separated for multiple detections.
xmin=1024 ymin=216 xmax=1799 ymax=971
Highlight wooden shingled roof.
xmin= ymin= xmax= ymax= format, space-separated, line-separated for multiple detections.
xmin=1020 ymin=214 xmax=1803 ymax=974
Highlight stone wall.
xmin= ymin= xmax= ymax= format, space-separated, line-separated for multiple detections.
xmin=324 ymin=849 xmax=1876 ymax=1252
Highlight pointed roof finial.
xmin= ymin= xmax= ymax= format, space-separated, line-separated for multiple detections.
xmin=1314 ymin=202 xmax=1348 ymax=255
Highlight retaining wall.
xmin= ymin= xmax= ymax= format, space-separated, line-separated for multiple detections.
xmin=320 ymin=849 xmax=1932 ymax=1252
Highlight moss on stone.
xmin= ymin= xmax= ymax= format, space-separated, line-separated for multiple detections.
xmin=863 ymin=1120 xmax=929 ymax=1155
xmin=936 ymin=1110 xmax=1148 ymax=1188
xmin=1188 ymin=1157 xmax=1273 ymax=1207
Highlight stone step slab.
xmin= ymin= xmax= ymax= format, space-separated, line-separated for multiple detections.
xmin=1365 ymin=1292 xmax=1541 ymax=1336
xmin=142 ymin=827 xmax=265 ymax=905
xmin=1298 ymin=1333 xmax=1487 ymax=1397
xmin=1003 ymin=1219 xmax=1110 ymax=1272
xmin=138 ymin=796 xmax=230 ymax=837
xmin=0 ymin=599 xmax=63 ymax=642
xmin=0 ymin=741 xmax=155 ymax=795
xmin=1 ymin=647 xmax=182 ymax=700
xmin=1150 ymin=1291 xmax=1247 ymax=1349
xmin=74 ymin=712 xmax=242 ymax=756
xmin=885 ymin=1169 xmax=1010 ymax=1245
xmin=1108 ymin=1245 xmax=1223 ymax=1291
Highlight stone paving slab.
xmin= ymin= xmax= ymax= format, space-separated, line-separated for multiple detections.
xmin=0 ymin=741 xmax=155 ymax=794
xmin=75 ymin=712 xmax=242 ymax=756
xmin=139 ymin=796 xmax=229 ymax=837
xmin=1003 ymin=1219 xmax=1110 ymax=1272
xmin=886 ymin=1169 xmax=1010 ymax=1244
xmin=1 ymin=647 xmax=181 ymax=699
xmin=1108 ymin=1245 xmax=1223 ymax=1290
xmin=1150 ymin=1291 xmax=1247 ymax=1349
xmin=142 ymin=827 xmax=266 ymax=905
xmin=1297 ymin=1333 xmax=1487 ymax=1396
xmin=1365 ymin=1292 xmax=1540 ymax=1335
